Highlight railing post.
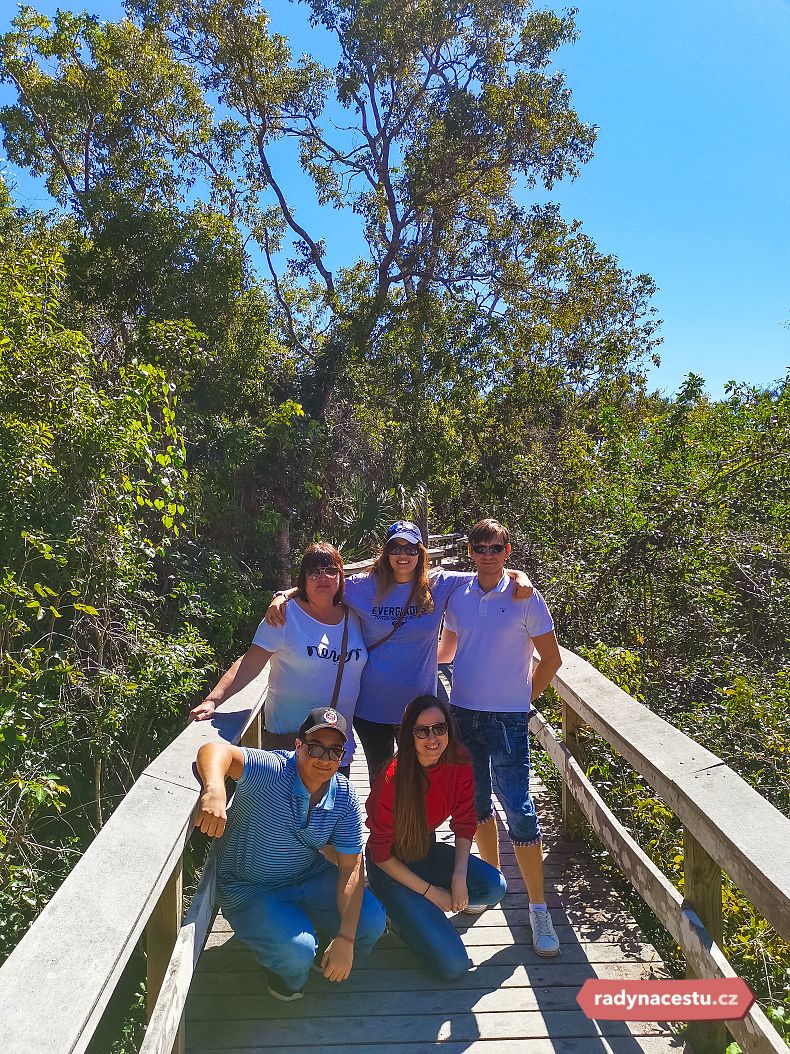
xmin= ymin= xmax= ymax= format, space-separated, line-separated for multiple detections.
xmin=146 ymin=859 xmax=184 ymax=1054
xmin=683 ymin=829 xmax=725 ymax=1054
xmin=240 ymin=709 xmax=262 ymax=749
xmin=561 ymin=701 xmax=586 ymax=842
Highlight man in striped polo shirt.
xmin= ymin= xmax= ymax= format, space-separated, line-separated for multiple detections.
xmin=195 ymin=707 xmax=386 ymax=1001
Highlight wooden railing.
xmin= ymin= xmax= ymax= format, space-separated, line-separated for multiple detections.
xmin=510 ymin=648 xmax=789 ymax=1054
xmin=1 ymin=535 xmax=788 ymax=1054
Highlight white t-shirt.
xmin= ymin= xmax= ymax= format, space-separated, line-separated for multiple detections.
xmin=444 ymin=575 xmax=554 ymax=713
xmin=252 ymin=603 xmax=367 ymax=764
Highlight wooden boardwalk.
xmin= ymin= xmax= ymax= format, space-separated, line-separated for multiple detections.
xmin=186 ymin=762 xmax=690 ymax=1054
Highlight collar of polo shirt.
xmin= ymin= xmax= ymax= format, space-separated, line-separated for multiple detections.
xmin=474 ymin=571 xmax=509 ymax=594
xmin=290 ymin=754 xmax=338 ymax=810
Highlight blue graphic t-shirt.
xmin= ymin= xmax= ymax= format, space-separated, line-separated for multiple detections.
xmin=344 ymin=570 xmax=469 ymax=723
xmin=252 ymin=603 xmax=366 ymax=764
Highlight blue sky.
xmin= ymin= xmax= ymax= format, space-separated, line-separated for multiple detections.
xmin=2 ymin=0 xmax=788 ymax=398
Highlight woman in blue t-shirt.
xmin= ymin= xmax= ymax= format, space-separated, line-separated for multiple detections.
xmin=265 ymin=522 xmax=531 ymax=781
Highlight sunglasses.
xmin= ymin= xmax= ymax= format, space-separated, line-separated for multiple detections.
xmin=413 ymin=721 xmax=449 ymax=739
xmin=302 ymin=740 xmax=344 ymax=761
xmin=471 ymin=543 xmax=507 ymax=554
xmin=388 ymin=543 xmax=419 ymax=556
xmin=307 ymin=567 xmax=341 ymax=580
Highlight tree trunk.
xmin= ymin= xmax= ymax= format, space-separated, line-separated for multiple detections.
xmin=275 ymin=517 xmax=291 ymax=589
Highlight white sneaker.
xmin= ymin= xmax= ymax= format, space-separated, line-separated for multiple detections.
xmin=529 ymin=908 xmax=560 ymax=957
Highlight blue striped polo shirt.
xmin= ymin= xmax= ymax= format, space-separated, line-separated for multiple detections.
xmin=216 ymin=749 xmax=364 ymax=911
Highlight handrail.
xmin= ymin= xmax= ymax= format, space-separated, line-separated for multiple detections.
xmin=447 ymin=644 xmax=789 ymax=1054
xmin=2 ymin=537 xmax=787 ymax=1054
xmin=0 ymin=669 xmax=269 ymax=1054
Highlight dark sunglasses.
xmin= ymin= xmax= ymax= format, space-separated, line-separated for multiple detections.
xmin=388 ymin=543 xmax=419 ymax=556
xmin=413 ymin=721 xmax=448 ymax=739
xmin=307 ymin=567 xmax=341 ymax=580
xmin=303 ymin=740 xmax=344 ymax=761
xmin=471 ymin=543 xmax=507 ymax=554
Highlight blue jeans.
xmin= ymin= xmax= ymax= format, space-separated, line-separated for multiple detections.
xmin=452 ymin=706 xmax=542 ymax=846
xmin=222 ymin=864 xmax=386 ymax=991
xmin=366 ymin=840 xmax=506 ymax=980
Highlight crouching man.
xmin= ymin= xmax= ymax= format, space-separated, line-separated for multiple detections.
xmin=195 ymin=707 xmax=386 ymax=1001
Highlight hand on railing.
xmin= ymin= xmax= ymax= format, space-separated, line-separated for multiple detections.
xmin=189 ymin=698 xmax=217 ymax=722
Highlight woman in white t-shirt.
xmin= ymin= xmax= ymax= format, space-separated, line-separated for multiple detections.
xmin=189 ymin=543 xmax=366 ymax=773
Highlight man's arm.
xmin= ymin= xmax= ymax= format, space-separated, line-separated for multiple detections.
xmin=437 ymin=628 xmax=458 ymax=664
xmin=321 ymin=852 xmax=365 ymax=982
xmin=194 ymin=742 xmax=245 ymax=837
xmin=530 ymin=630 xmax=562 ymax=702
xmin=189 ymin=645 xmax=272 ymax=721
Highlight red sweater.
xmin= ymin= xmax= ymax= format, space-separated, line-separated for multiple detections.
xmin=365 ymin=758 xmax=477 ymax=864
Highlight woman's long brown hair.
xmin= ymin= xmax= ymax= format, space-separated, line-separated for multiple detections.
xmin=370 ymin=541 xmax=434 ymax=615
xmin=391 ymin=694 xmax=468 ymax=862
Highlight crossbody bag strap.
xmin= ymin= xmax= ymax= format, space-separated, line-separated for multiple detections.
xmin=367 ymin=580 xmax=419 ymax=653
xmin=329 ymin=606 xmax=350 ymax=710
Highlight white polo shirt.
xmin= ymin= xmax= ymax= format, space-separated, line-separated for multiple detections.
xmin=444 ymin=574 xmax=554 ymax=713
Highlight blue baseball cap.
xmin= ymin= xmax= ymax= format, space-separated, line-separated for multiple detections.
xmin=385 ymin=520 xmax=423 ymax=545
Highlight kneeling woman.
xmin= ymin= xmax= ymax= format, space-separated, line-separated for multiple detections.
xmin=365 ymin=694 xmax=506 ymax=979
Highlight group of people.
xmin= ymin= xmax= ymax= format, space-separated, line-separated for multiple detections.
xmin=192 ymin=517 xmax=563 ymax=1001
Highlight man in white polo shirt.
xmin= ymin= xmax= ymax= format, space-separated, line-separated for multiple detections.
xmin=438 ymin=518 xmax=563 ymax=956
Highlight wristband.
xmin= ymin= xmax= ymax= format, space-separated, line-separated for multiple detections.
xmin=335 ymin=932 xmax=355 ymax=945
xmin=423 ymin=883 xmax=431 ymax=897
xmin=272 ymin=590 xmax=291 ymax=601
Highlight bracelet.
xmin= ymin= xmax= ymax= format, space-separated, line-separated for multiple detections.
xmin=335 ymin=932 xmax=355 ymax=945
xmin=422 ymin=883 xmax=431 ymax=897
xmin=272 ymin=590 xmax=291 ymax=601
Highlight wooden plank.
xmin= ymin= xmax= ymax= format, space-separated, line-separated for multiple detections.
xmin=141 ymin=852 xmax=218 ymax=1054
xmin=239 ymin=709 xmax=262 ymax=750
xmin=187 ymin=985 xmax=586 ymax=1020
xmin=562 ymin=700 xmax=586 ymax=841
xmin=191 ymin=961 xmax=663 ymax=993
xmin=209 ymin=915 xmax=649 ymax=945
xmin=184 ymin=1010 xmax=671 ymax=1048
xmin=202 ymin=933 xmax=660 ymax=969
xmin=188 ymin=1040 xmax=692 ymax=1054
xmin=146 ymin=858 xmax=185 ymax=1054
xmin=552 ymin=647 xmax=790 ymax=942
xmin=683 ymin=829 xmax=725 ymax=1054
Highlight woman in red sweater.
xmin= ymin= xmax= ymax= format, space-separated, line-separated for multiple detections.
xmin=365 ymin=694 xmax=507 ymax=979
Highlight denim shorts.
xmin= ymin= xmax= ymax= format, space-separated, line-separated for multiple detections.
xmin=452 ymin=706 xmax=541 ymax=846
